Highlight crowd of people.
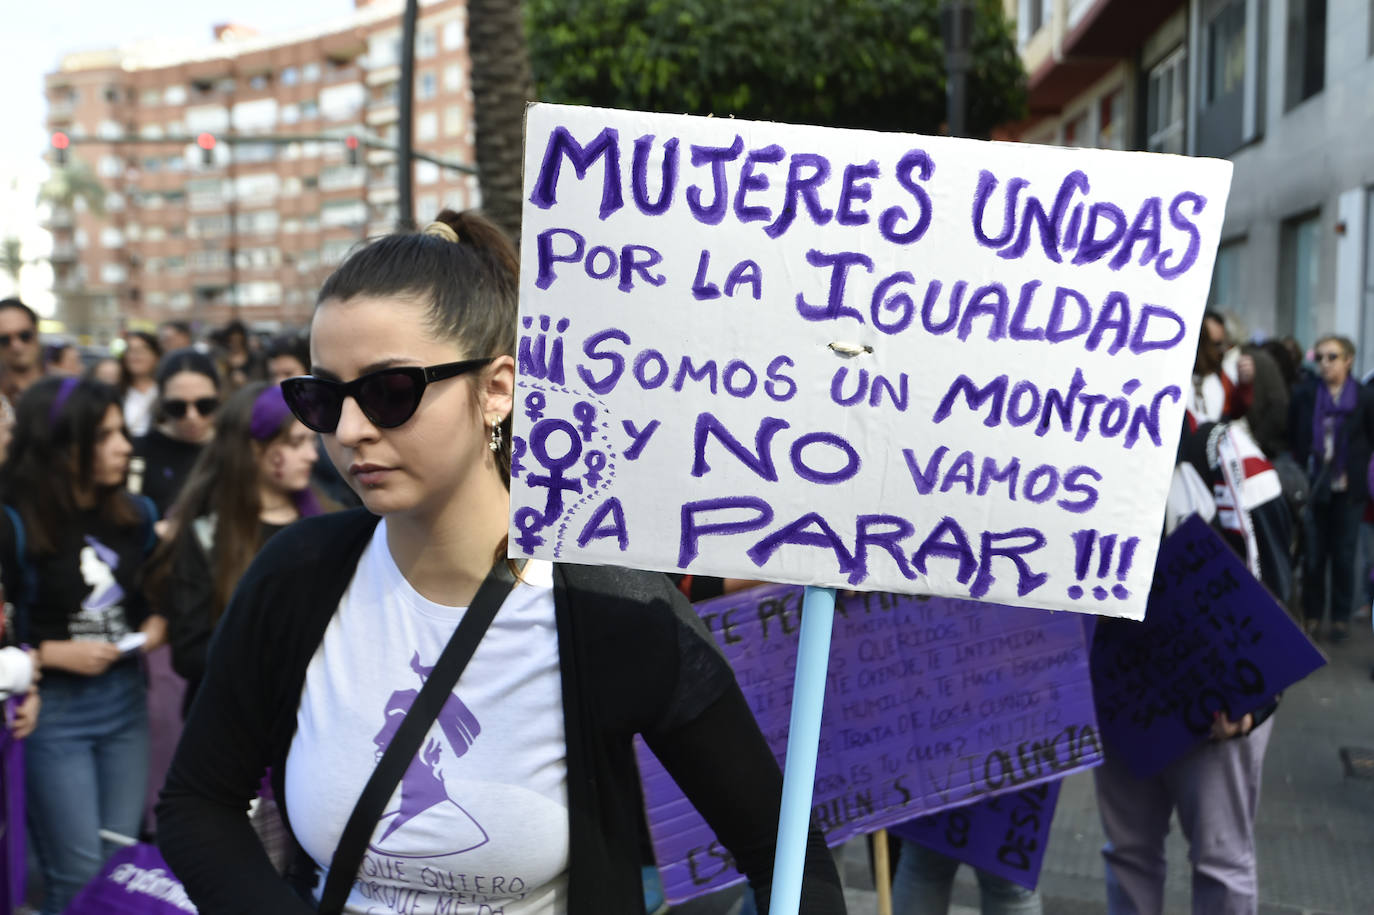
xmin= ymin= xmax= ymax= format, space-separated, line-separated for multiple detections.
xmin=0 ymin=246 xmax=1370 ymax=915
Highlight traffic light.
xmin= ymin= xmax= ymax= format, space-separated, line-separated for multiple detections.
xmin=345 ymin=134 xmax=360 ymax=167
xmin=51 ymin=131 xmax=70 ymax=166
xmin=196 ymin=132 xmax=216 ymax=166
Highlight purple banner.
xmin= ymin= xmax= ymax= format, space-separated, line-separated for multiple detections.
xmin=63 ymin=843 xmax=197 ymax=915
xmin=0 ymin=717 xmax=23 ymax=915
xmin=637 ymin=585 xmax=1102 ymax=903
xmin=1091 ymin=514 xmax=1325 ymax=778
xmin=890 ymin=780 xmax=1062 ymax=890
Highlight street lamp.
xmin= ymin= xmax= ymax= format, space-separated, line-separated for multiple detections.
xmin=940 ymin=0 xmax=976 ymax=138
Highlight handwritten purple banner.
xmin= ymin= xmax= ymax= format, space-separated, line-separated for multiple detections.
xmin=890 ymin=779 xmax=1063 ymax=890
xmin=1090 ymin=514 xmax=1325 ymax=778
xmin=637 ymin=585 xmax=1102 ymax=903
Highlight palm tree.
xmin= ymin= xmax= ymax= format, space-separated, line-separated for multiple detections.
xmin=37 ymin=160 xmax=107 ymax=217
xmin=466 ymin=0 xmax=536 ymax=243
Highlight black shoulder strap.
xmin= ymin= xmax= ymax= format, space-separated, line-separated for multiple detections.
xmin=316 ymin=560 xmax=519 ymax=915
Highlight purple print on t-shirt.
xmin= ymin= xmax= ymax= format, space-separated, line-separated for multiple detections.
xmin=80 ymin=536 xmax=124 ymax=612
xmin=368 ymin=652 xmax=488 ymax=858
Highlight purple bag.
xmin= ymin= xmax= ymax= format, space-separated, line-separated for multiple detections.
xmin=63 ymin=843 xmax=196 ymax=914
xmin=0 ymin=716 xmax=24 ymax=915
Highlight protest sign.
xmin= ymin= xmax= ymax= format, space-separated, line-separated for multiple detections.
xmin=635 ymin=585 xmax=1101 ymax=902
xmin=512 ymin=103 xmax=1234 ymax=619
xmin=1091 ymin=514 xmax=1324 ymax=778
xmin=890 ymin=779 xmax=1062 ymax=891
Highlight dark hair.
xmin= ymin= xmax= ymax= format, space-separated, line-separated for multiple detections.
xmin=44 ymin=342 xmax=75 ymax=367
xmin=222 ymin=320 xmax=248 ymax=345
xmin=264 ymin=333 xmax=310 ymax=372
xmin=150 ymin=382 xmax=315 ymax=621
xmin=156 ymin=347 xmax=221 ymax=392
xmin=1315 ymin=334 xmax=1356 ymax=360
xmin=0 ymin=377 xmax=137 ymax=554
xmin=0 ymin=298 xmax=39 ymax=330
xmin=159 ymin=320 xmax=192 ymax=339
xmin=119 ymin=331 xmax=163 ymax=391
xmin=316 ymin=209 xmax=517 ymax=483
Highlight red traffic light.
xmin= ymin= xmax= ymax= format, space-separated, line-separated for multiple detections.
xmin=345 ymin=135 xmax=359 ymax=150
xmin=196 ymin=133 xmax=217 ymax=150
xmin=51 ymin=131 xmax=70 ymax=150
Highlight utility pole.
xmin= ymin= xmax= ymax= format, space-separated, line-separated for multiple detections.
xmin=941 ymin=0 xmax=975 ymax=138
xmin=397 ymin=0 xmax=418 ymax=229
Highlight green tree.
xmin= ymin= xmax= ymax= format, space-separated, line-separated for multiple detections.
xmin=0 ymin=237 xmax=23 ymax=293
xmin=37 ymin=160 xmax=107 ymax=217
xmin=527 ymin=0 xmax=1026 ymax=138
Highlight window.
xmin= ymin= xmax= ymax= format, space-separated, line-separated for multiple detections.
xmin=1207 ymin=239 xmax=1244 ymax=310
xmin=101 ymin=263 xmax=127 ymax=284
xmin=100 ymin=227 xmax=125 ymax=248
xmin=1147 ymin=47 xmax=1187 ymax=153
xmin=186 ymin=177 xmax=225 ymax=210
xmin=444 ymin=105 xmax=464 ymax=137
xmin=418 ymin=112 xmax=438 ymax=141
xmin=1206 ymin=1 xmax=1246 ymax=105
xmin=235 ymin=173 xmax=281 ymax=203
xmin=419 ymin=71 xmax=437 ymax=100
xmin=140 ymin=89 xmax=161 ymax=105
xmin=1062 ymin=110 xmax=1088 ymax=147
xmin=369 ymin=33 xmax=400 ymax=67
xmin=302 ymin=63 xmax=321 ymax=82
xmin=139 ymin=123 xmax=164 ymax=139
xmin=416 ymin=195 xmax=438 ymax=220
xmin=444 ymin=64 xmax=463 ymax=93
xmin=321 ymin=200 xmax=367 ymax=227
xmin=189 ymin=250 xmax=229 ymax=271
xmin=281 ymin=103 xmax=300 ymax=124
xmin=142 ymin=156 xmax=162 ymax=174
xmin=418 ymin=28 xmax=437 ymax=58
xmin=322 ymin=239 xmax=355 ymax=264
xmin=416 ymin=160 xmax=439 ymax=185
xmin=186 ymin=104 xmax=230 ymax=133
xmin=1018 ymin=0 xmax=1046 ymax=44
xmin=236 ymin=143 xmax=278 ymax=164
xmin=443 ymin=19 xmax=464 ymax=50
xmin=249 ymin=74 xmax=271 ymax=91
xmin=300 ymin=100 xmax=320 ymax=120
xmin=236 ymin=210 xmax=280 ymax=235
xmin=233 ymin=98 xmax=279 ymax=132
xmin=281 ymin=67 xmax=300 ymax=86
xmin=190 ymin=215 xmax=229 ymax=238
xmin=99 ymin=155 xmax=123 ymax=178
xmin=1285 ymin=0 xmax=1326 ymax=109
xmin=1279 ymin=211 xmax=1322 ymax=344
xmin=235 ymin=281 xmax=282 ymax=306
xmin=1097 ymin=89 xmax=1123 ymax=150
xmin=320 ymin=165 xmax=365 ymax=191
xmin=319 ymin=83 xmax=364 ymax=120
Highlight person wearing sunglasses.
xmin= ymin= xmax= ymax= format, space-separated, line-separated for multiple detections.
xmin=1289 ymin=334 xmax=1374 ymax=641
xmin=0 ymin=377 xmax=164 ymax=914
xmin=158 ymin=210 xmax=844 ymax=915
xmin=148 ymin=381 xmax=323 ymax=712
xmin=0 ymin=297 xmax=43 ymax=403
xmin=130 ymin=349 xmax=223 ymax=518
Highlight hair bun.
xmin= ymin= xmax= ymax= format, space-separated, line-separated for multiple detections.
xmin=422 ymin=221 xmax=461 ymax=243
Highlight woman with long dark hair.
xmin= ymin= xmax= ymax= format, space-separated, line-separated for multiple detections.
xmin=151 ymin=381 xmax=321 ymax=706
xmin=131 ymin=348 xmax=221 ymax=517
xmin=158 ymin=211 xmax=843 ymax=914
xmin=0 ymin=376 xmax=164 ymax=914
xmin=119 ymin=331 xmax=162 ymax=438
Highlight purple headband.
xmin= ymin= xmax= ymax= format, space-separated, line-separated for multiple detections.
xmin=48 ymin=377 xmax=80 ymax=427
xmin=249 ymin=386 xmax=293 ymax=441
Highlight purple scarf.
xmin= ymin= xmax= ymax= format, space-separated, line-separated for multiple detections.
xmin=1313 ymin=377 xmax=1358 ymax=473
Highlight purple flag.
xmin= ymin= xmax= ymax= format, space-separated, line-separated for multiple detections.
xmin=637 ymin=586 xmax=1102 ymax=903
xmin=1090 ymin=514 xmax=1325 ymax=778
xmin=890 ymin=779 xmax=1062 ymax=890
xmin=0 ymin=715 xmax=23 ymax=915
xmin=63 ymin=843 xmax=197 ymax=914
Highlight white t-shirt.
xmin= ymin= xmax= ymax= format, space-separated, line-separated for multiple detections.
xmin=123 ymin=385 xmax=157 ymax=438
xmin=286 ymin=522 xmax=569 ymax=915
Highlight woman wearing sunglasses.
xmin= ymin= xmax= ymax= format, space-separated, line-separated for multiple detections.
xmin=150 ymin=381 xmax=322 ymax=709
xmin=0 ymin=376 xmax=163 ymax=914
xmin=131 ymin=348 xmax=222 ymax=517
xmin=158 ymin=210 xmax=843 ymax=914
xmin=1290 ymin=334 xmax=1374 ymax=641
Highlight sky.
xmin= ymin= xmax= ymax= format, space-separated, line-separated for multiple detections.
xmin=0 ymin=0 xmax=356 ymax=312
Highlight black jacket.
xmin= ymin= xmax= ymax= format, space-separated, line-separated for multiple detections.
xmin=157 ymin=509 xmax=843 ymax=914
xmin=1289 ymin=378 xmax=1374 ymax=502
xmin=132 ymin=429 xmax=204 ymax=517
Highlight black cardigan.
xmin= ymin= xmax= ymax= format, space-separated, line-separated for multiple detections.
xmin=157 ymin=509 xmax=843 ymax=914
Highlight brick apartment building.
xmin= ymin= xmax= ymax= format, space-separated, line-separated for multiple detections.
xmin=44 ymin=0 xmax=479 ymax=338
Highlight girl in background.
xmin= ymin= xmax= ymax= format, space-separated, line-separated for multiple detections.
xmin=131 ymin=348 xmax=222 ymax=517
xmin=152 ymin=382 xmax=321 ymax=707
xmin=0 ymin=377 xmax=164 ymax=914
xmin=120 ymin=331 xmax=162 ymax=439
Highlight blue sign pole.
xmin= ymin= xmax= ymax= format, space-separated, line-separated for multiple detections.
xmin=767 ymin=585 xmax=837 ymax=914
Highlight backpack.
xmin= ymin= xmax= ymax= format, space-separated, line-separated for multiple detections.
xmin=1 ymin=496 xmax=158 ymax=645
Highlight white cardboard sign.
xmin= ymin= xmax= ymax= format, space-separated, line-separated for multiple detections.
xmin=509 ymin=103 xmax=1232 ymax=619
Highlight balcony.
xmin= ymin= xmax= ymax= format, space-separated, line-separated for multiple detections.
xmin=46 ymin=208 xmax=75 ymax=229
xmin=50 ymin=242 xmax=78 ymax=262
xmin=366 ymin=104 xmax=399 ymax=127
xmin=366 ymin=65 xmax=400 ymax=87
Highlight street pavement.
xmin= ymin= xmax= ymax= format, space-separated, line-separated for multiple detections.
xmin=675 ymin=613 xmax=1374 ymax=915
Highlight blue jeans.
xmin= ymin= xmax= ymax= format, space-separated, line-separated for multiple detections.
xmin=25 ymin=662 xmax=148 ymax=914
xmin=892 ymin=842 xmax=1042 ymax=915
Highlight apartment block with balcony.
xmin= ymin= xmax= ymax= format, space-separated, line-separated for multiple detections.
xmin=1003 ymin=0 xmax=1374 ymax=371
xmin=43 ymin=0 xmax=479 ymax=335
